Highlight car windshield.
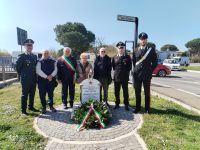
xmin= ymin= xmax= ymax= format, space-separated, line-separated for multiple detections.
xmin=168 ymin=60 xmax=177 ymax=64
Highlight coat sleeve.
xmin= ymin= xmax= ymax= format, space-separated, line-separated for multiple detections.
xmin=151 ymin=48 xmax=158 ymax=71
xmin=93 ymin=58 xmax=98 ymax=78
xmin=57 ymin=59 xmax=62 ymax=80
xmin=36 ymin=61 xmax=47 ymax=78
xmin=108 ymin=57 xmax=112 ymax=74
xmin=132 ymin=50 xmax=136 ymax=67
xmin=51 ymin=61 xmax=58 ymax=77
xmin=127 ymin=55 xmax=132 ymax=72
xmin=16 ymin=55 xmax=23 ymax=75
xmin=112 ymin=57 xmax=115 ymax=70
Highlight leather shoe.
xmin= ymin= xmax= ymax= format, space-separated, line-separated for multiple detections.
xmin=50 ymin=106 xmax=57 ymax=112
xmin=125 ymin=105 xmax=129 ymax=111
xmin=133 ymin=109 xmax=140 ymax=114
xmin=29 ymin=107 xmax=38 ymax=112
xmin=41 ymin=108 xmax=47 ymax=114
xmin=22 ymin=112 xmax=29 ymax=116
xmin=114 ymin=105 xmax=120 ymax=109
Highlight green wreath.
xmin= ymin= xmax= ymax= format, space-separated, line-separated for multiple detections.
xmin=72 ymin=100 xmax=112 ymax=130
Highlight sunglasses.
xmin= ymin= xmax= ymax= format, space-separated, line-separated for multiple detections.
xmin=100 ymin=51 xmax=105 ymax=53
xmin=27 ymin=44 xmax=33 ymax=47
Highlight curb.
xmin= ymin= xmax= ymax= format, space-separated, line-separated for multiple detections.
xmin=186 ymin=70 xmax=200 ymax=73
xmin=151 ymin=90 xmax=200 ymax=115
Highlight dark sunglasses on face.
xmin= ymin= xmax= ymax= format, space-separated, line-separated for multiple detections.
xmin=27 ymin=44 xmax=33 ymax=47
xmin=101 ymin=51 xmax=105 ymax=53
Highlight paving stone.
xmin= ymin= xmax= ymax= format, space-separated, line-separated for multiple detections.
xmin=36 ymin=103 xmax=145 ymax=150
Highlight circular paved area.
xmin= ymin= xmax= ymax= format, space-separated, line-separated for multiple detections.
xmin=35 ymin=104 xmax=145 ymax=150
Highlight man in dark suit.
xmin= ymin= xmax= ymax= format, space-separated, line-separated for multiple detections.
xmin=94 ymin=47 xmax=112 ymax=107
xmin=132 ymin=32 xmax=158 ymax=114
xmin=57 ymin=47 xmax=77 ymax=109
xmin=112 ymin=42 xmax=132 ymax=111
xmin=16 ymin=39 xmax=37 ymax=115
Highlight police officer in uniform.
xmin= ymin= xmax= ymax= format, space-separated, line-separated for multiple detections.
xmin=112 ymin=42 xmax=132 ymax=111
xmin=132 ymin=33 xmax=157 ymax=114
xmin=16 ymin=39 xmax=37 ymax=115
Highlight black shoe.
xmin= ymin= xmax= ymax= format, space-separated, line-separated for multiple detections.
xmin=41 ymin=108 xmax=47 ymax=114
xmin=114 ymin=105 xmax=120 ymax=109
xmin=50 ymin=106 xmax=57 ymax=112
xmin=29 ymin=107 xmax=38 ymax=112
xmin=145 ymin=110 xmax=150 ymax=114
xmin=63 ymin=104 xmax=68 ymax=109
xmin=133 ymin=109 xmax=140 ymax=114
xmin=22 ymin=111 xmax=29 ymax=116
xmin=125 ymin=105 xmax=129 ymax=111
xmin=70 ymin=104 xmax=73 ymax=108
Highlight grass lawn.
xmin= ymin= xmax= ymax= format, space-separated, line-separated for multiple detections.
xmin=181 ymin=66 xmax=200 ymax=71
xmin=0 ymin=82 xmax=200 ymax=150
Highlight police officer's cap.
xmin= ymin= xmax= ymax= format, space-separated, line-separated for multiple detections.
xmin=139 ymin=32 xmax=148 ymax=40
xmin=116 ymin=41 xmax=125 ymax=47
xmin=23 ymin=39 xmax=34 ymax=45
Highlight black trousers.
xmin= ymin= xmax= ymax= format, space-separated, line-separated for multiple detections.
xmin=21 ymin=81 xmax=36 ymax=113
xmin=61 ymin=81 xmax=75 ymax=106
xmin=134 ymin=79 xmax=151 ymax=111
xmin=38 ymin=80 xmax=55 ymax=109
xmin=114 ymin=80 xmax=129 ymax=106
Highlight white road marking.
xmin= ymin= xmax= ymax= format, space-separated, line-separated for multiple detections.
xmin=170 ymin=79 xmax=200 ymax=85
xmin=177 ymin=89 xmax=200 ymax=98
xmin=151 ymin=82 xmax=171 ymax=88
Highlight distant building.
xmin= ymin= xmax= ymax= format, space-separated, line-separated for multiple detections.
xmin=156 ymin=50 xmax=178 ymax=63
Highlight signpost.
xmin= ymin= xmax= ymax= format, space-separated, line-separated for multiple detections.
xmin=117 ymin=15 xmax=138 ymax=49
xmin=17 ymin=27 xmax=28 ymax=53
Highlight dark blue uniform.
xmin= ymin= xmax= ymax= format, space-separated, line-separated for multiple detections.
xmin=16 ymin=52 xmax=37 ymax=113
xmin=37 ymin=58 xmax=57 ymax=111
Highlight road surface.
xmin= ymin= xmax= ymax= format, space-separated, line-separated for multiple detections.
xmin=151 ymin=71 xmax=200 ymax=110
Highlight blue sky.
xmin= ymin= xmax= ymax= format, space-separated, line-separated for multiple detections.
xmin=0 ymin=0 xmax=200 ymax=53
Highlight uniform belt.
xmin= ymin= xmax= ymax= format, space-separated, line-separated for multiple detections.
xmin=136 ymin=47 xmax=152 ymax=66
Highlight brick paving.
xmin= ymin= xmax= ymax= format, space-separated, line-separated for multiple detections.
xmin=34 ymin=104 xmax=146 ymax=150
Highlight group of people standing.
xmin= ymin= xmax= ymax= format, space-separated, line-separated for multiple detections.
xmin=16 ymin=32 xmax=157 ymax=115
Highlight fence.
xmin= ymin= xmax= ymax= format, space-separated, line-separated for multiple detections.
xmin=0 ymin=56 xmax=17 ymax=82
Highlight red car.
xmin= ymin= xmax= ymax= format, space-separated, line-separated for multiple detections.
xmin=153 ymin=64 xmax=171 ymax=77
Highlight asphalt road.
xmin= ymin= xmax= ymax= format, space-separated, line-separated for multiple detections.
xmin=151 ymin=71 xmax=200 ymax=110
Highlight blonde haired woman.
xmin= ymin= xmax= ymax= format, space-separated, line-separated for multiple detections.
xmin=76 ymin=53 xmax=93 ymax=83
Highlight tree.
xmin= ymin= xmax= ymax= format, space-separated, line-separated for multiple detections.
xmin=185 ymin=38 xmax=200 ymax=55
xmin=0 ymin=49 xmax=10 ymax=56
xmin=54 ymin=22 xmax=95 ymax=56
xmin=160 ymin=44 xmax=179 ymax=51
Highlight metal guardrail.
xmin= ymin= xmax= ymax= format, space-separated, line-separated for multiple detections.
xmin=0 ymin=56 xmax=17 ymax=82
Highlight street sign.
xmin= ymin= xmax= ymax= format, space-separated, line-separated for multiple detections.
xmin=117 ymin=15 xmax=137 ymax=22
xmin=17 ymin=27 xmax=27 ymax=45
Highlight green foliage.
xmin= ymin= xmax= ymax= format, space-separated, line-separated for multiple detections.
xmin=160 ymin=44 xmax=179 ymax=51
xmin=181 ymin=51 xmax=188 ymax=57
xmin=73 ymin=100 xmax=111 ymax=129
xmin=54 ymin=22 xmax=95 ymax=56
xmin=185 ymin=38 xmax=200 ymax=55
xmin=0 ymin=50 xmax=10 ymax=56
